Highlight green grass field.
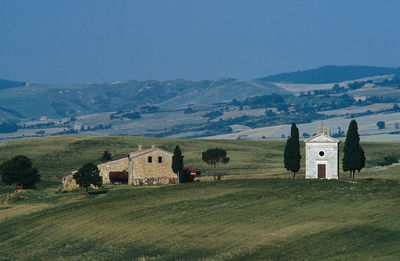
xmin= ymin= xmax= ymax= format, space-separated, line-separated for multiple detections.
xmin=1 ymin=136 xmax=400 ymax=260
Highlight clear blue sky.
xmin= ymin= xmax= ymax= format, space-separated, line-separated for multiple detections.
xmin=0 ymin=0 xmax=399 ymax=83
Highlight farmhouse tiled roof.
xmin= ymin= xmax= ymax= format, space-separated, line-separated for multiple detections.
xmin=97 ymin=156 xmax=129 ymax=166
xmin=97 ymin=146 xmax=173 ymax=165
xmin=129 ymin=147 xmax=173 ymax=160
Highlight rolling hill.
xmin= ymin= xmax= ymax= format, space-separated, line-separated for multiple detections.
xmin=257 ymin=65 xmax=400 ymax=84
xmin=0 ymin=78 xmax=287 ymax=120
xmin=0 ymin=78 xmax=26 ymax=90
xmin=1 ymin=65 xmax=400 ymax=141
xmin=3 ymin=65 xmax=400 ymax=121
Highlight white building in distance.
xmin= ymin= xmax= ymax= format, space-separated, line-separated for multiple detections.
xmin=305 ymin=126 xmax=339 ymax=179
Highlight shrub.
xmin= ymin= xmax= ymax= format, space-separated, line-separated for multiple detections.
xmin=378 ymin=156 xmax=398 ymax=166
xmin=0 ymin=155 xmax=40 ymax=189
xmin=377 ymin=121 xmax=385 ymax=129
xmin=100 ymin=150 xmax=112 ymax=162
xmin=0 ymin=121 xmax=18 ymax=133
xmin=73 ymin=163 xmax=102 ymax=192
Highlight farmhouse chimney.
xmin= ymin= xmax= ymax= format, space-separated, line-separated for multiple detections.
xmin=138 ymin=145 xmax=142 ymax=151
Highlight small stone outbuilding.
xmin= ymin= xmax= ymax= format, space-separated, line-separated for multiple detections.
xmin=61 ymin=170 xmax=99 ymax=191
xmin=305 ymin=126 xmax=339 ymax=179
xmin=61 ymin=171 xmax=80 ymax=191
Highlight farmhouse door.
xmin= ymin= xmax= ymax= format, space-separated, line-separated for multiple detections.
xmin=318 ymin=164 xmax=326 ymax=179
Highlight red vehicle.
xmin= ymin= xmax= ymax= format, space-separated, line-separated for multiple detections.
xmin=183 ymin=167 xmax=201 ymax=182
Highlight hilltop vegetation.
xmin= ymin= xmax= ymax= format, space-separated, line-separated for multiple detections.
xmin=0 ymin=78 xmax=26 ymax=90
xmin=257 ymin=65 xmax=400 ymax=84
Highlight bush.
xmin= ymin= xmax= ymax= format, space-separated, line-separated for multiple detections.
xmin=0 ymin=155 xmax=40 ymax=189
xmin=100 ymin=150 xmax=112 ymax=162
xmin=378 ymin=156 xmax=398 ymax=166
xmin=122 ymin=112 xmax=141 ymax=120
xmin=184 ymin=107 xmax=196 ymax=114
xmin=203 ymin=111 xmax=223 ymax=120
xmin=0 ymin=121 xmax=18 ymax=133
xmin=73 ymin=163 xmax=102 ymax=192
xmin=377 ymin=121 xmax=385 ymax=129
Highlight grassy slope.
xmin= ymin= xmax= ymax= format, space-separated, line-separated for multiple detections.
xmin=0 ymin=178 xmax=399 ymax=260
xmin=0 ymin=136 xmax=400 ymax=260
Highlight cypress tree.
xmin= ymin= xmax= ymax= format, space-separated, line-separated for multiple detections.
xmin=343 ymin=120 xmax=365 ymax=180
xmin=284 ymin=122 xmax=301 ymax=179
xmin=171 ymin=145 xmax=184 ymax=183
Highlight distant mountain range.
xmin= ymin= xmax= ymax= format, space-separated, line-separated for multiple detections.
xmin=0 ymin=65 xmax=399 ymax=122
xmin=0 ymin=79 xmax=26 ymax=90
xmin=2 ymin=64 xmax=400 ymax=141
xmin=257 ymin=65 xmax=400 ymax=84
xmin=0 ymin=78 xmax=286 ymax=120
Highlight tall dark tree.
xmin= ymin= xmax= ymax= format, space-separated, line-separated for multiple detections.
xmin=73 ymin=163 xmax=102 ymax=192
xmin=284 ymin=122 xmax=301 ymax=179
xmin=171 ymin=145 xmax=184 ymax=183
xmin=0 ymin=155 xmax=40 ymax=189
xmin=202 ymin=148 xmax=230 ymax=180
xmin=100 ymin=150 xmax=112 ymax=162
xmin=343 ymin=120 xmax=365 ymax=180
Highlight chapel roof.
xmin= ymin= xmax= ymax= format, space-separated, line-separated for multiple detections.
xmin=304 ymin=133 xmax=339 ymax=143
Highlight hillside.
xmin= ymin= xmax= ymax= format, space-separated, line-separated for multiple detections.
xmin=1 ymin=65 xmax=400 ymax=141
xmin=0 ymin=136 xmax=398 ymax=183
xmin=0 ymin=136 xmax=400 ymax=260
xmin=0 ymin=78 xmax=26 ymax=90
xmin=257 ymin=65 xmax=400 ymax=84
xmin=0 ymin=136 xmax=289 ymax=182
xmin=4 ymin=65 xmax=400 ymax=121
xmin=0 ymin=78 xmax=286 ymax=120
xmin=0 ymin=178 xmax=399 ymax=260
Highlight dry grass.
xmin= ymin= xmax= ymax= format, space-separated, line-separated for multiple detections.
xmin=0 ymin=203 xmax=51 ymax=222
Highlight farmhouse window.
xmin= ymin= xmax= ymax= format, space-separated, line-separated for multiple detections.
xmin=158 ymin=156 xmax=162 ymax=163
xmin=148 ymin=156 xmax=152 ymax=163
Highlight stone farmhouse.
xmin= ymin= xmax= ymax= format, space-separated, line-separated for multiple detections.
xmin=305 ymin=126 xmax=339 ymax=179
xmin=97 ymin=145 xmax=177 ymax=185
xmin=61 ymin=145 xmax=177 ymax=191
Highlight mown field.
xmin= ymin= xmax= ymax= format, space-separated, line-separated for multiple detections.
xmin=0 ymin=136 xmax=293 ymax=184
xmin=1 ymin=136 xmax=400 ymax=260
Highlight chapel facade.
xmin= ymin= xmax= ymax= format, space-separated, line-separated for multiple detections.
xmin=305 ymin=126 xmax=339 ymax=179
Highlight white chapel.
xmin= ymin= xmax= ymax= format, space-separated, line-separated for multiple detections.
xmin=305 ymin=126 xmax=339 ymax=179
